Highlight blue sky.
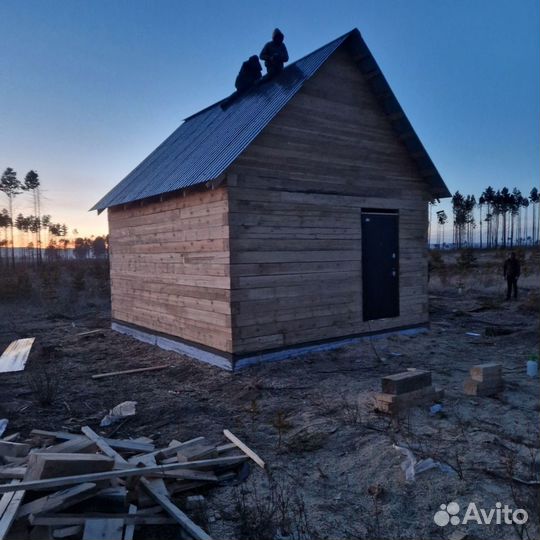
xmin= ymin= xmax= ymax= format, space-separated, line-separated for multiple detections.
xmin=0 ymin=0 xmax=538 ymax=237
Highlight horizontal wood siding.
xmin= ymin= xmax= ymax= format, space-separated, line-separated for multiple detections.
xmin=227 ymin=47 xmax=430 ymax=355
xmin=108 ymin=187 xmax=233 ymax=352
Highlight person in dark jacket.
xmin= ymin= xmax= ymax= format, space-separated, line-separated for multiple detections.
xmin=503 ymin=252 xmax=521 ymax=300
xmin=260 ymin=28 xmax=289 ymax=77
xmin=235 ymin=55 xmax=262 ymax=92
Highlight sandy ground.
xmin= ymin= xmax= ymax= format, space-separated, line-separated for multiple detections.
xmin=0 ymin=250 xmax=538 ymax=540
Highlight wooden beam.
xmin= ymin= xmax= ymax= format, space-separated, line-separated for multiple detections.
xmin=223 ymin=430 xmax=265 ymax=469
xmin=0 ymin=338 xmax=35 ymax=373
xmin=30 ymin=514 xmax=175 ymax=526
xmin=0 ymin=441 xmax=30 ymax=458
xmin=0 ymin=467 xmax=26 ymax=479
xmin=0 ymin=480 xmax=25 ymax=540
xmin=17 ymin=482 xmax=99 ymax=518
xmin=0 ymin=457 xmax=247 ymax=493
xmin=83 ymin=518 xmax=124 ymax=540
xmin=141 ymin=478 xmax=212 ymax=540
xmin=123 ymin=505 xmax=137 ymax=540
xmin=92 ymin=365 xmax=170 ymax=380
xmin=30 ymin=430 xmax=155 ymax=453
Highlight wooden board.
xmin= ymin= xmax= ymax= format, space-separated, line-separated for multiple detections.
xmin=91 ymin=365 xmax=169 ymax=380
xmin=30 ymin=430 xmax=155 ymax=453
xmin=83 ymin=518 xmax=124 ymax=540
xmin=223 ymin=430 xmax=265 ymax=469
xmin=0 ymin=480 xmax=25 ymax=540
xmin=24 ymin=453 xmax=115 ymax=482
xmin=17 ymin=482 xmax=98 ymax=518
xmin=0 ymin=457 xmax=247 ymax=493
xmin=0 ymin=441 xmax=30 ymax=458
xmin=0 ymin=338 xmax=35 ymax=373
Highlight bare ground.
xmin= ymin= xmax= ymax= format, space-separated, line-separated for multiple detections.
xmin=0 ymin=251 xmax=538 ymax=540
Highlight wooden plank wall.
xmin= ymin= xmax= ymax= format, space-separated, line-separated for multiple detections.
xmin=227 ymin=46 xmax=430 ymax=355
xmin=108 ymin=187 xmax=233 ymax=353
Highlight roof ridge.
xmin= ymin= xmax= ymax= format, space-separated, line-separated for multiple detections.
xmin=183 ymin=29 xmax=357 ymax=122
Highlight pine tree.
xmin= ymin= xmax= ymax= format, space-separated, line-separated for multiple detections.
xmin=0 ymin=168 xmax=22 ymax=267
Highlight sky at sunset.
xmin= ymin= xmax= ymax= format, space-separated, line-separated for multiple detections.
xmin=1 ymin=0 xmax=538 ymax=239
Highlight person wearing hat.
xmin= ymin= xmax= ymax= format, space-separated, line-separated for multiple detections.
xmin=260 ymin=28 xmax=289 ymax=77
xmin=235 ymin=55 xmax=263 ymax=92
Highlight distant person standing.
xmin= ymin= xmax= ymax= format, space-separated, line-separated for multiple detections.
xmin=503 ymin=252 xmax=521 ymax=300
xmin=260 ymin=28 xmax=289 ymax=77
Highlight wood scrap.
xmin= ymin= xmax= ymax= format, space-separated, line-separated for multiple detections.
xmin=76 ymin=329 xmax=105 ymax=338
xmin=0 ymin=441 xmax=30 ymax=458
xmin=223 ymin=429 xmax=266 ymax=469
xmin=0 ymin=338 xmax=35 ymax=373
xmin=0 ymin=480 xmax=25 ymax=540
xmin=17 ymin=483 xmax=99 ymax=518
xmin=31 ymin=514 xmax=176 ymax=526
xmin=83 ymin=518 xmax=124 ymax=540
xmin=92 ymin=365 xmax=170 ymax=380
xmin=0 ymin=423 xmax=262 ymax=540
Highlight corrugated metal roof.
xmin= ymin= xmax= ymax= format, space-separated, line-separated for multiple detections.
xmin=92 ymin=29 xmax=449 ymax=211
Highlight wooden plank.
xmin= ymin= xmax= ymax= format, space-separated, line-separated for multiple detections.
xmin=17 ymin=483 xmax=99 ymax=518
xmin=381 ymin=370 xmax=432 ymax=395
xmin=76 ymin=329 xmax=105 ymax=337
xmin=83 ymin=518 xmax=124 ymax=540
xmin=0 ymin=338 xmax=35 ymax=373
xmin=52 ymin=525 xmax=83 ymax=538
xmin=0 ymin=467 xmax=26 ymax=479
xmin=140 ymin=478 xmax=212 ymax=540
xmin=92 ymin=365 xmax=170 ymax=380
xmin=40 ymin=436 xmax=97 ymax=454
xmin=31 ymin=514 xmax=175 ymax=526
xmin=25 ymin=453 xmax=115 ymax=481
xmin=0 ymin=457 xmax=247 ymax=492
xmin=123 ymin=505 xmax=137 ymax=540
xmin=0 ymin=441 xmax=30 ymax=458
xmin=146 ymin=469 xmax=217 ymax=482
xmin=223 ymin=430 xmax=265 ymax=469
xmin=0 ymin=480 xmax=25 ymax=540
xmin=30 ymin=430 xmax=155 ymax=453
xmin=80 ymin=427 xmax=123 ymax=466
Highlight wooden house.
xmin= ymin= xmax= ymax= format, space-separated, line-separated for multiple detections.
xmin=93 ymin=29 xmax=450 ymax=370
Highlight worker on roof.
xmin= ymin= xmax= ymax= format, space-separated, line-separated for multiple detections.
xmin=260 ymin=28 xmax=289 ymax=77
xmin=235 ymin=55 xmax=263 ymax=92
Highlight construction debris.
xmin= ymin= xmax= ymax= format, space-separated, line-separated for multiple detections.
xmin=375 ymin=370 xmax=443 ymax=414
xmin=100 ymin=401 xmax=137 ymax=428
xmin=0 ymin=338 xmax=35 ymax=374
xmin=0 ymin=425 xmax=258 ymax=539
xmin=464 ymin=362 xmax=503 ymax=396
xmin=92 ymin=365 xmax=170 ymax=380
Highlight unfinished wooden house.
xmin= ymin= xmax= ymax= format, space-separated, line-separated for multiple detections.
xmin=93 ymin=28 xmax=450 ymax=370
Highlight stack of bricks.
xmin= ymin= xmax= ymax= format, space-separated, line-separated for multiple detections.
xmin=375 ymin=369 xmax=444 ymax=414
xmin=464 ymin=362 xmax=503 ymax=396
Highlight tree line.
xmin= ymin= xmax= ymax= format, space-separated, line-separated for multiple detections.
xmin=431 ymin=186 xmax=539 ymax=249
xmin=0 ymin=167 xmax=108 ymax=266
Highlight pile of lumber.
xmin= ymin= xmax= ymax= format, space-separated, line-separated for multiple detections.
xmin=464 ymin=362 xmax=503 ymax=396
xmin=0 ymin=427 xmax=264 ymax=540
xmin=374 ymin=369 xmax=444 ymax=414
